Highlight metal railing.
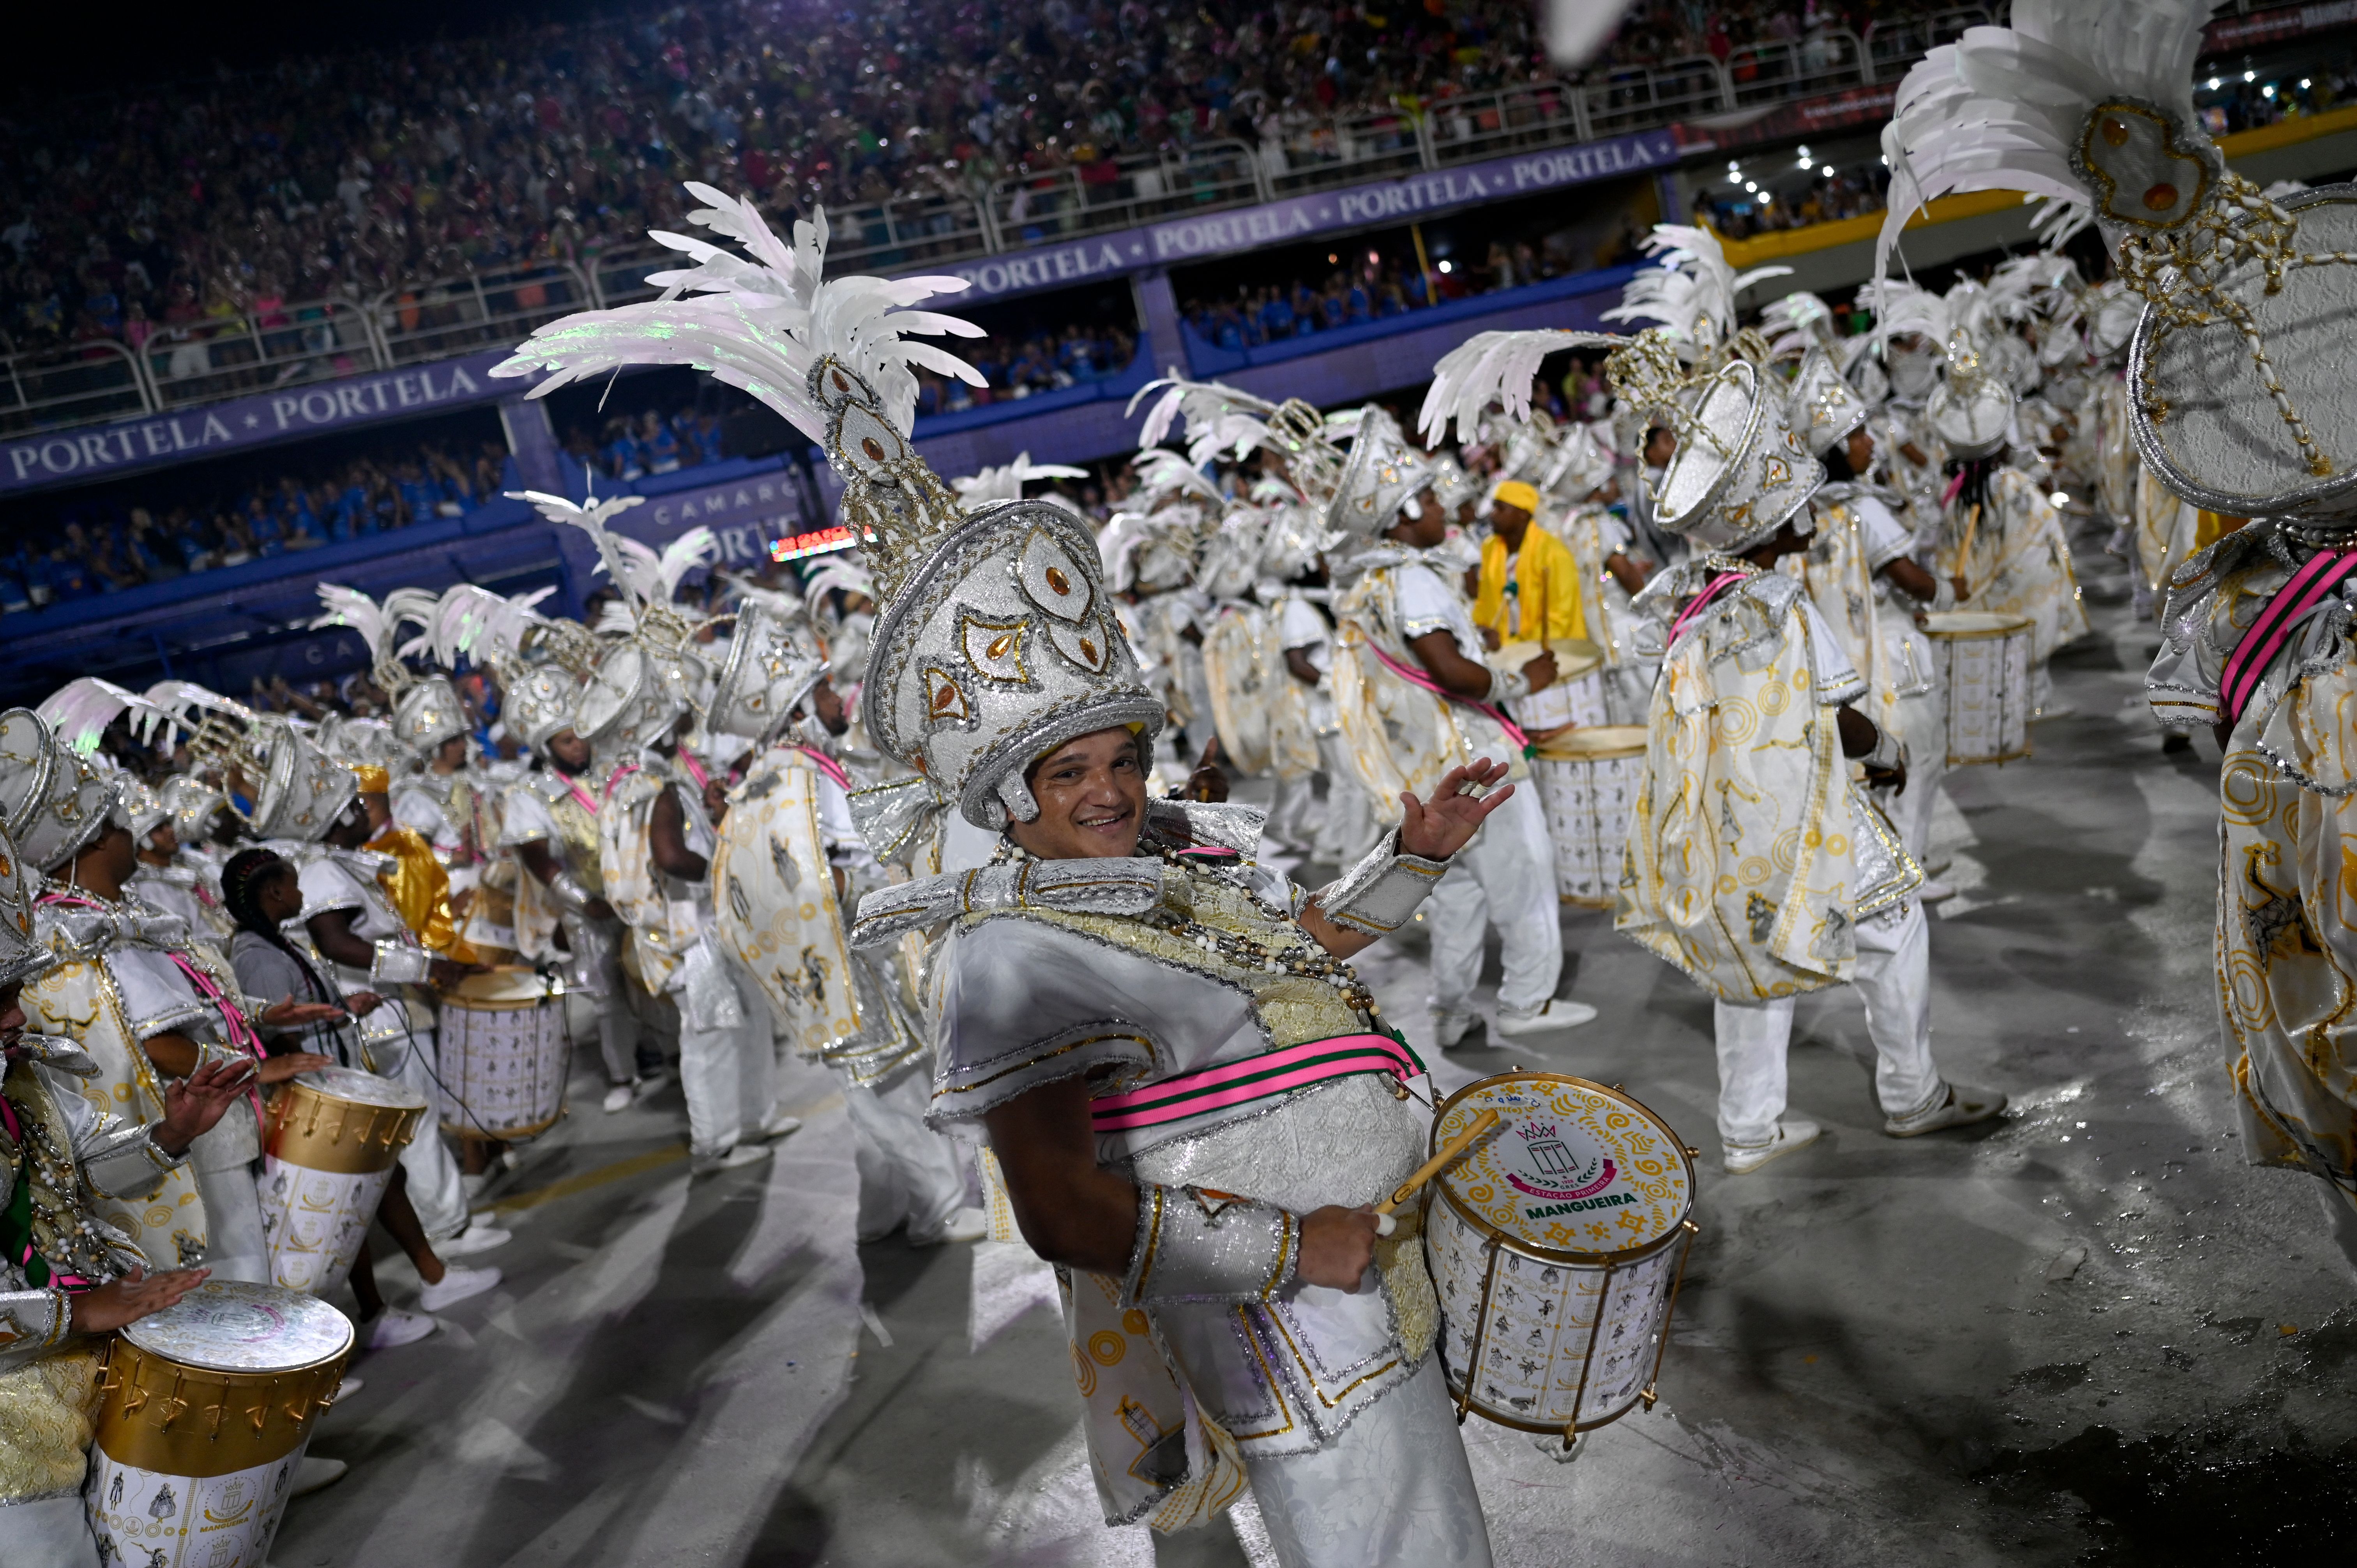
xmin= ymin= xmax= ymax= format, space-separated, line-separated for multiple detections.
xmin=141 ymin=297 xmax=382 ymax=410
xmin=1262 ymin=111 xmax=1426 ymax=196
xmin=1726 ymin=30 xmax=1873 ymax=108
xmin=989 ymin=141 xmax=1266 ymax=247
xmin=588 ymin=191 xmax=997 ymax=308
xmin=369 ymin=262 xmax=595 ymax=367
xmin=0 ymin=339 xmax=150 ymax=438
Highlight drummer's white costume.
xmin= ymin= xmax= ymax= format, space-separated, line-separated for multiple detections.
xmin=1325 ymin=412 xmax=1576 ymax=1046
xmin=0 ymin=717 xmax=244 ymax=1273
xmin=0 ymin=822 xmax=214 ymax=1568
xmin=261 ymin=739 xmax=477 ymax=1247
xmin=1880 ymin=0 xmax=2357 ymax=1265
xmin=494 ymin=187 xmax=1496 ymax=1565
xmin=528 ymin=498 xmax=786 ymax=1170
xmin=1612 ymin=369 xmax=2002 ymax=1167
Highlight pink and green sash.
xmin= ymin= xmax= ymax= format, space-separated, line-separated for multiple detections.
xmin=1090 ymin=1032 xmax=1426 ymax=1134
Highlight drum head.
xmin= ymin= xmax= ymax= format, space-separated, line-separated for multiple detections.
xmin=447 ymin=966 xmax=554 ymax=1006
xmin=1431 ymin=1073 xmax=1693 ymax=1262
xmin=298 ymin=1065 xmax=429 ymax=1112
xmin=1495 ymin=638 xmax=1604 ymax=682
xmin=1921 ymin=611 xmax=2032 ymax=638
xmin=1533 ymin=724 xmax=1648 ymax=762
xmin=124 ymin=1280 xmax=353 ymax=1372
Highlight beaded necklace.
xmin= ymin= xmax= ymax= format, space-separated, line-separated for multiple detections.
xmin=992 ymin=835 xmax=1383 ymax=1018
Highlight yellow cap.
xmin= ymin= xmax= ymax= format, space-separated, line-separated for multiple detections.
xmin=1491 ymin=480 xmax=1541 ymax=516
xmin=350 ymin=764 xmax=391 ymax=795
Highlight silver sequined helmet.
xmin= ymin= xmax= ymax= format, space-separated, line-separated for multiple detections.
xmin=0 ymin=710 xmax=125 ymax=873
xmin=0 ymin=820 xmax=52 ymax=989
xmin=1651 ymin=359 xmax=1825 ymax=555
xmin=1788 ymin=345 xmax=1872 ymax=459
xmin=704 ymin=599 xmax=830 ymax=743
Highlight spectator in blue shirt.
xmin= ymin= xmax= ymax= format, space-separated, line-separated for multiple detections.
xmin=640 ymin=410 xmax=681 ymax=474
xmin=1259 ymin=289 xmax=1296 ymax=341
xmin=601 ymin=418 xmax=644 ymax=481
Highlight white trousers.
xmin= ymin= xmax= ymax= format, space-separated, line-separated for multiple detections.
xmin=843 ymin=1066 xmax=967 ymax=1242
xmin=1312 ymin=734 xmax=1379 ymax=866
xmin=1426 ymin=782 xmax=1563 ymax=1019
xmin=1266 ymin=772 xmax=1321 ymax=853
xmin=1240 ymin=1358 xmax=1493 ymax=1568
xmin=1711 ymin=899 xmax=1941 ymax=1147
xmin=0 ymin=1493 xmax=98 ymax=1568
xmin=192 ymin=1161 xmax=269 ymax=1284
xmin=679 ymin=956 xmax=779 ymax=1158
xmin=387 ymin=1028 xmax=472 ymax=1241
xmin=1880 ymin=692 xmax=1949 ymax=864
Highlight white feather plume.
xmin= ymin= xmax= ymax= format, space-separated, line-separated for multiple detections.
xmin=1418 ymin=329 xmax=1624 ymax=446
xmin=1876 ymin=2 xmax=2216 ymax=279
xmin=492 ymin=185 xmax=986 ymax=441
xmin=1127 ymin=374 xmax=1283 ymax=467
xmin=1601 ymin=224 xmax=1792 ymax=347
xmin=950 ymin=452 xmax=1092 ymax=506
xmin=802 ymin=554 xmax=877 ymax=624
xmin=310 ymin=585 xmax=398 ymax=662
xmin=1130 ymin=449 xmax=1223 ymax=507
xmin=39 ymin=678 xmax=177 ymax=755
xmin=424 ymin=584 xmax=560 ymax=672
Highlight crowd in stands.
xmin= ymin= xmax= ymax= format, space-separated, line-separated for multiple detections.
xmin=564 ymin=406 xmax=731 ymax=482
xmin=0 ymin=0 xmax=2023 ymax=368
xmin=913 ymin=320 xmax=1143 ymax=414
xmin=1697 ymin=158 xmax=1889 ymax=239
xmin=1180 ymin=222 xmax=1647 ymax=350
xmin=0 ymin=438 xmax=514 ymax=612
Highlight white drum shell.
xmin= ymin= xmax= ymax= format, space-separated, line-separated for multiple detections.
xmin=1926 ymin=614 xmax=2033 ymax=765
xmin=1509 ymin=666 xmax=1610 ymax=733
xmin=87 ymin=1449 xmax=309 ymax=1568
xmin=438 ymin=993 xmax=569 ymax=1139
xmin=1426 ymin=1199 xmax=1685 ymax=1429
xmin=259 ymin=1161 xmax=392 ymax=1294
xmin=1534 ymin=747 xmax=1643 ymax=906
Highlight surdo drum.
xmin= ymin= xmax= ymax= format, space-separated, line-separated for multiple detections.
xmin=1493 ymin=637 xmax=1605 ymax=737
xmin=1921 ymin=611 xmax=2033 ymax=765
xmin=1422 ymin=1073 xmax=1698 ymax=1450
xmin=85 ymin=1280 xmax=353 ymax=1567
xmin=1530 ymin=724 xmax=1647 ymax=908
xmin=436 ymin=967 xmax=569 ymax=1140
xmin=258 ymin=1067 xmax=426 ymax=1294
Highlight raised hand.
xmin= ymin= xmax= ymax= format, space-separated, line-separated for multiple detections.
xmin=1398 ymin=759 xmax=1516 ymax=861
xmin=261 ymin=993 xmax=345 ymax=1029
xmin=255 ymin=1051 xmax=335 ymax=1085
xmin=155 ymin=1060 xmax=258 ymax=1154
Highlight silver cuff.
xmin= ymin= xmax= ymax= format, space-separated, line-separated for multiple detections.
xmin=369 ymin=940 xmax=433 ymax=986
xmin=1486 ymin=663 xmax=1531 ymax=704
xmin=1928 ymin=575 xmax=1957 ymax=613
xmin=0 ymin=1287 xmax=72 ymax=1354
xmin=1315 ymin=830 xmax=1450 ymax=938
xmin=1122 ymin=1183 xmax=1299 ymax=1308
xmin=546 ymin=870 xmax=594 ymax=914
xmin=1860 ymin=719 xmax=1905 ymax=774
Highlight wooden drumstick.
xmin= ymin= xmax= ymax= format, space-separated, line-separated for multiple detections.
xmin=1954 ymin=503 xmax=1984 ymax=601
xmin=1371 ymin=1108 xmax=1503 ymax=1237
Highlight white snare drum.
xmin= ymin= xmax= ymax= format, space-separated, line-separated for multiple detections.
xmin=259 ymin=1067 xmax=426 ymax=1294
xmin=438 ymin=967 xmax=569 ymax=1139
xmin=1424 ymin=1073 xmax=1697 ymax=1447
xmin=1495 ymin=638 xmax=1606 ymax=736
xmin=1922 ymin=611 xmax=2033 ymax=765
xmin=1532 ymin=725 xmax=1648 ymax=907
xmin=87 ymin=1280 xmax=352 ymax=1567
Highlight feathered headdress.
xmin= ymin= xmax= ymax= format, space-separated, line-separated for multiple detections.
xmin=1601 ymin=224 xmax=1792 ymax=358
xmin=37 ymin=678 xmax=179 ymax=759
xmin=1129 ymin=373 xmax=1343 ymax=499
xmin=494 ymin=186 xmax=985 ymax=601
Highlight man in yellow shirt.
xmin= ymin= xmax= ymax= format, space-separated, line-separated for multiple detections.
xmin=1472 ymin=479 xmax=1587 ymax=650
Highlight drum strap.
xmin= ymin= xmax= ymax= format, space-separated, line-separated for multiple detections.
xmin=2219 ymin=547 xmax=2357 ymax=731
xmin=792 ymin=746 xmax=852 ymax=793
xmin=1363 ymin=641 xmax=1533 ymax=757
xmin=1666 ymin=570 xmax=1750 ymax=650
xmin=1090 ymin=1032 xmax=1426 ymax=1134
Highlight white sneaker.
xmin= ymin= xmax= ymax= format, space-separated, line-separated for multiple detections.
xmin=690 ymin=1143 xmax=774 ymax=1177
xmin=437 ymin=1221 xmax=511 ymax=1258
xmin=602 ymin=1081 xmax=636 ymax=1114
xmin=757 ymin=1112 xmax=804 ymax=1142
xmin=1723 ymin=1118 xmax=1822 ymax=1174
xmin=290 ymin=1456 xmax=347 ymax=1496
xmin=1916 ymin=878 xmax=1956 ymax=904
xmin=1494 ymin=999 xmax=1598 ymax=1038
xmin=911 ymin=1206 xmax=990 ymax=1246
xmin=417 ymin=1264 xmax=501 ymax=1312
xmin=1431 ymin=1010 xmax=1477 ymax=1049
xmin=361 ymin=1308 xmax=436 ymax=1350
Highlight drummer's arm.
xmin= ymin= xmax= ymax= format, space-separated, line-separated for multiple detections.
xmin=1284 ymin=647 xmax=1321 ymax=685
xmin=514 ymin=838 xmax=616 ymax=921
xmin=1878 ymin=558 xmax=1939 ymax=602
xmin=1405 ymin=629 xmax=1500 ymax=700
xmin=983 ymin=1076 xmax=1377 ymax=1290
xmin=649 ymin=788 xmax=706 ymax=882
xmin=1605 ymin=552 xmax=1649 ymax=595
xmin=142 ymin=1030 xmax=328 ymax=1086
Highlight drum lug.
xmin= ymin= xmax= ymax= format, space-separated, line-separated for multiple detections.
xmin=121 ymin=1384 xmax=148 ymax=1416
xmin=1639 ymin=1384 xmax=1659 ymax=1411
xmin=1682 ymin=1146 xmax=1700 ymax=1159
xmin=249 ymin=1400 xmax=269 ymax=1436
